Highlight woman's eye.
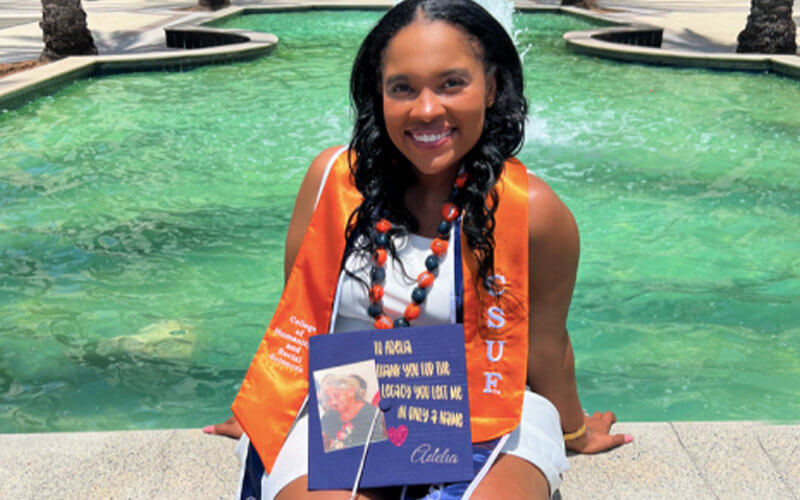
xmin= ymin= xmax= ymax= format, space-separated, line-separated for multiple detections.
xmin=443 ymin=78 xmax=466 ymax=90
xmin=390 ymin=83 xmax=412 ymax=94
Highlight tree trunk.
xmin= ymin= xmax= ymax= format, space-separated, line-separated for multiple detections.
xmin=39 ymin=0 xmax=97 ymax=62
xmin=199 ymin=0 xmax=230 ymax=10
xmin=561 ymin=0 xmax=599 ymax=9
xmin=737 ymin=0 xmax=796 ymax=53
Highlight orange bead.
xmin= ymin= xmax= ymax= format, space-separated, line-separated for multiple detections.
xmin=374 ymin=248 xmax=387 ymax=266
xmin=404 ymin=304 xmax=420 ymax=321
xmin=369 ymin=284 xmax=384 ymax=302
xmin=430 ymin=238 xmax=448 ymax=257
xmin=374 ymin=315 xmax=393 ymax=329
xmin=442 ymin=202 xmax=460 ymax=222
xmin=417 ymin=271 xmax=435 ymax=289
xmin=454 ymin=172 xmax=469 ymax=188
xmin=376 ymin=219 xmax=392 ymax=233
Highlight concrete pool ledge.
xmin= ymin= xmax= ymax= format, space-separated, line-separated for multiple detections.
xmin=0 ymin=16 xmax=278 ymax=111
xmin=0 ymin=1 xmax=407 ymax=111
xmin=532 ymin=3 xmax=800 ymax=78
xmin=509 ymin=2 xmax=800 ymax=78
xmin=0 ymin=30 xmax=278 ymax=110
xmin=1 ymin=421 xmax=798 ymax=498
xmin=562 ymin=27 xmax=800 ymax=76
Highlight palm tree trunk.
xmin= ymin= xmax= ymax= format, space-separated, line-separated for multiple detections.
xmin=737 ymin=0 xmax=797 ymax=53
xmin=199 ymin=0 xmax=230 ymax=10
xmin=561 ymin=0 xmax=598 ymax=9
xmin=39 ymin=0 xmax=98 ymax=62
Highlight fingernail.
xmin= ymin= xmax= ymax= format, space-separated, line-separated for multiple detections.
xmin=624 ymin=434 xmax=634 ymax=443
xmin=202 ymin=425 xmax=214 ymax=434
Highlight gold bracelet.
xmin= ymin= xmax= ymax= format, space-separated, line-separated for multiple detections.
xmin=562 ymin=423 xmax=587 ymax=441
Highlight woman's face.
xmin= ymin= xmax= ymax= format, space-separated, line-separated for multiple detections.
xmin=324 ymin=384 xmax=357 ymax=413
xmin=381 ymin=18 xmax=495 ymax=178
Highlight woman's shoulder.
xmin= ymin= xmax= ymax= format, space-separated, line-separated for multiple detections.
xmin=295 ymin=145 xmax=348 ymax=206
xmin=311 ymin=145 xmax=348 ymax=170
xmin=307 ymin=145 xmax=348 ymax=185
xmin=284 ymin=145 xmax=348 ymax=277
xmin=525 ymin=170 xmax=579 ymax=257
xmin=504 ymin=158 xmax=574 ymax=232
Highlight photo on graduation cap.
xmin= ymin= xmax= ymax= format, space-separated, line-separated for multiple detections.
xmin=312 ymin=359 xmax=387 ymax=453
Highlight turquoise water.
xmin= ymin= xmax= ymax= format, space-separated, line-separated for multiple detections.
xmin=0 ymin=11 xmax=798 ymax=433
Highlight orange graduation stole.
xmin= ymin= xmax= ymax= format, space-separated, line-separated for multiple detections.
xmin=232 ymin=150 xmax=530 ymax=472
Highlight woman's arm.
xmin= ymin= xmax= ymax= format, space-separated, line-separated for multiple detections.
xmin=204 ymin=145 xmax=345 ymax=439
xmin=526 ymin=172 xmax=631 ymax=453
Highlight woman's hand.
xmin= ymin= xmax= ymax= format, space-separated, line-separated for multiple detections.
xmin=565 ymin=411 xmax=633 ymax=454
xmin=202 ymin=415 xmax=243 ymax=439
xmin=203 ymin=148 xmax=344 ymax=443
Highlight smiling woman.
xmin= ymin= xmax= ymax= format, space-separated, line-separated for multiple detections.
xmin=224 ymin=0 xmax=629 ymax=498
xmin=380 ymin=20 xmax=495 ymax=178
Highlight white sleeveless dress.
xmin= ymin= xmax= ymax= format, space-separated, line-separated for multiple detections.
xmin=235 ymin=150 xmax=569 ymax=499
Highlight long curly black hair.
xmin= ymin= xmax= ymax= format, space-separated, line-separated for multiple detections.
xmin=345 ymin=0 xmax=527 ymax=290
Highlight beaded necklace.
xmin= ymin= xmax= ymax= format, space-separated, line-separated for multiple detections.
xmin=368 ymin=171 xmax=469 ymax=329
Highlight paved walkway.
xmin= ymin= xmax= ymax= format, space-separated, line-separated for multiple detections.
xmin=0 ymin=0 xmax=202 ymax=64
xmin=1 ymin=422 xmax=798 ymax=498
xmin=1 ymin=0 xmax=799 ymax=65
xmin=596 ymin=0 xmax=800 ymax=53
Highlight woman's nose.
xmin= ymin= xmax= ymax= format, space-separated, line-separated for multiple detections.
xmin=410 ymin=88 xmax=445 ymax=121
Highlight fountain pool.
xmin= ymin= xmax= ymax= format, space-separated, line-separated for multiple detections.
xmin=0 ymin=10 xmax=798 ymax=432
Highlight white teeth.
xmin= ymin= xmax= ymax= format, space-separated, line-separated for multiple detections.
xmin=411 ymin=130 xmax=452 ymax=143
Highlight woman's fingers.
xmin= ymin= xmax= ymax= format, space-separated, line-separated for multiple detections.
xmin=203 ymin=416 xmax=243 ymax=439
xmin=584 ymin=432 xmax=633 ymax=454
xmin=576 ymin=410 xmax=633 ymax=454
xmin=602 ymin=432 xmax=630 ymax=450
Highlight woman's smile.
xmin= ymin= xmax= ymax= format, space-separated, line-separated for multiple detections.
xmin=406 ymin=124 xmax=456 ymax=149
xmin=381 ymin=19 xmax=495 ymax=178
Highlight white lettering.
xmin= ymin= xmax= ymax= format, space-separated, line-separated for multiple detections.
xmin=268 ymin=353 xmax=303 ymax=373
xmin=271 ymin=327 xmax=309 ymax=347
xmin=289 ymin=315 xmax=316 ymax=335
xmin=486 ymin=306 xmax=505 ymax=329
xmin=483 ymin=371 xmax=502 ymax=394
xmin=485 ymin=340 xmax=506 ymax=363
xmin=486 ymin=274 xmax=507 ymax=297
xmin=277 ymin=347 xmax=303 ymax=364
xmin=410 ymin=444 xmax=460 ymax=464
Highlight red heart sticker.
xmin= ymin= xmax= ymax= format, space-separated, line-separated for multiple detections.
xmin=386 ymin=425 xmax=408 ymax=447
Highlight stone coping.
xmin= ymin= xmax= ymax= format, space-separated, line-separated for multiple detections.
xmin=548 ymin=4 xmax=800 ymax=78
xmin=0 ymin=7 xmax=278 ymax=111
xmin=563 ymin=28 xmax=800 ymax=75
xmin=0 ymin=1 xmax=403 ymax=111
xmin=1 ymin=421 xmax=798 ymax=498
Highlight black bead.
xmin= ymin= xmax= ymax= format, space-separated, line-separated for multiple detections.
xmin=450 ymin=188 xmax=459 ymax=200
xmin=437 ymin=220 xmax=452 ymax=236
xmin=425 ymin=255 xmax=439 ymax=272
xmin=375 ymin=233 xmax=389 ymax=247
xmin=411 ymin=287 xmax=427 ymax=304
xmin=368 ymin=302 xmax=383 ymax=318
xmin=394 ymin=318 xmax=409 ymax=328
xmin=370 ymin=266 xmax=386 ymax=283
